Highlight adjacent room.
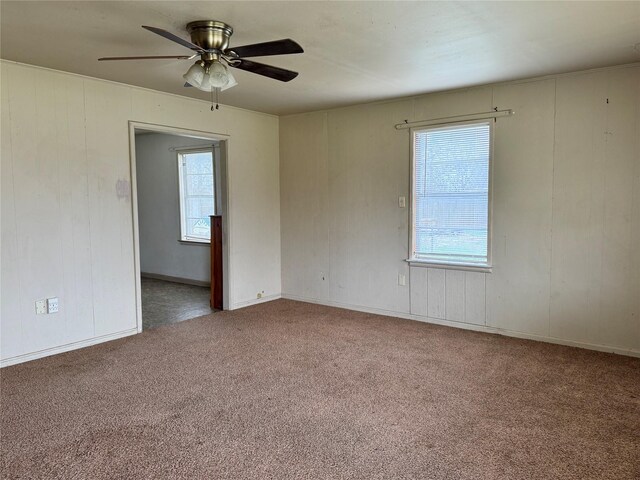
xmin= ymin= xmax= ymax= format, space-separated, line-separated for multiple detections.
xmin=1 ymin=1 xmax=639 ymax=479
xmin=134 ymin=129 xmax=223 ymax=329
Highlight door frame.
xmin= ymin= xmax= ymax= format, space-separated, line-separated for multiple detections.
xmin=128 ymin=121 xmax=231 ymax=333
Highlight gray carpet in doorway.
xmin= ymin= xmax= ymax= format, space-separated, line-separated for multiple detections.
xmin=1 ymin=299 xmax=638 ymax=479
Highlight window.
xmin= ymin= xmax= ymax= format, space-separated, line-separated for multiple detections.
xmin=411 ymin=121 xmax=491 ymax=268
xmin=177 ymin=149 xmax=215 ymax=243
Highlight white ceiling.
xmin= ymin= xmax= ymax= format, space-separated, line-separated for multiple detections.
xmin=2 ymin=1 xmax=639 ymax=115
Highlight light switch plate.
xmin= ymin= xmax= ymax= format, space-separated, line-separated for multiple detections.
xmin=398 ymin=196 xmax=406 ymax=208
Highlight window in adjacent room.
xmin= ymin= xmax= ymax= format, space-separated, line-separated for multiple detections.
xmin=411 ymin=121 xmax=492 ymax=268
xmin=177 ymin=148 xmax=215 ymax=243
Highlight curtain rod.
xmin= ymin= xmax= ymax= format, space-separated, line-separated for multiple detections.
xmin=395 ymin=109 xmax=514 ymax=130
xmin=168 ymin=144 xmax=219 ymax=152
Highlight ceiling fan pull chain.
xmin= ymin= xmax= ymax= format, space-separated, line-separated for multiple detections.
xmin=210 ymin=87 xmax=220 ymax=111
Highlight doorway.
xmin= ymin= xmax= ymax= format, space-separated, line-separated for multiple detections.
xmin=129 ymin=123 xmax=229 ymax=331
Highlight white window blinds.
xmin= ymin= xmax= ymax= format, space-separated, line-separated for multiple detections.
xmin=413 ymin=122 xmax=491 ymax=265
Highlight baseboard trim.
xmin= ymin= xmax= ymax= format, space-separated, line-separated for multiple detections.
xmin=231 ymin=293 xmax=281 ymax=310
xmin=0 ymin=328 xmax=139 ymax=368
xmin=141 ymin=272 xmax=210 ymax=287
xmin=281 ymin=294 xmax=640 ymax=358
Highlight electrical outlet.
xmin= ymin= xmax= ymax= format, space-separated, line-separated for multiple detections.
xmin=398 ymin=196 xmax=406 ymax=208
xmin=398 ymin=274 xmax=406 ymax=286
xmin=35 ymin=299 xmax=47 ymax=315
xmin=46 ymin=297 xmax=59 ymax=314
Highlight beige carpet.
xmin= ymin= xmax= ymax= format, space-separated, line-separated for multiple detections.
xmin=1 ymin=299 xmax=639 ymax=479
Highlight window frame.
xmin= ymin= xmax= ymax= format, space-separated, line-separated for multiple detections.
xmin=409 ymin=120 xmax=494 ymax=272
xmin=176 ymin=147 xmax=216 ymax=245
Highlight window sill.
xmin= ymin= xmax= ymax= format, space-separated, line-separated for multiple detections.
xmin=179 ymin=239 xmax=211 ymax=246
xmin=406 ymin=259 xmax=492 ymax=273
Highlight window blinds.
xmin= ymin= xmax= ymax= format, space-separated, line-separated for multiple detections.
xmin=413 ymin=122 xmax=490 ymax=265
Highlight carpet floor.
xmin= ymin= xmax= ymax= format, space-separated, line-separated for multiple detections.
xmin=1 ymin=299 xmax=639 ymax=479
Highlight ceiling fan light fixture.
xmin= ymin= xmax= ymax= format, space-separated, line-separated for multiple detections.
xmin=221 ymin=69 xmax=237 ymax=91
xmin=183 ymin=62 xmax=205 ymax=88
xmin=184 ymin=60 xmax=236 ymax=92
xmin=208 ymin=61 xmax=230 ymax=88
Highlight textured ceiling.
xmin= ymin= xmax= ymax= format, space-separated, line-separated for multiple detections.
xmin=1 ymin=1 xmax=639 ymax=115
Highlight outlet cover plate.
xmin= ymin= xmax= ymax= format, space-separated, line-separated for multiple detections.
xmin=47 ymin=297 xmax=59 ymax=314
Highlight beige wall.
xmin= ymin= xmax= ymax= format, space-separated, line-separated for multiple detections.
xmin=2 ymin=60 xmax=638 ymax=364
xmin=1 ymin=61 xmax=281 ymax=365
xmin=280 ymin=64 xmax=640 ymax=356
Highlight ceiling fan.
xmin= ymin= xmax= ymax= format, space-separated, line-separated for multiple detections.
xmin=98 ymin=21 xmax=303 ymax=94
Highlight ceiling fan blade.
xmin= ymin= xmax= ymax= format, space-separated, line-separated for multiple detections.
xmin=98 ymin=54 xmax=196 ymax=61
xmin=142 ymin=25 xmax=203 ymax=51
xmin=227 ymin=38 xmax=303 ymax=58
xmin=229 ymin=59 xmax=298 ymax=82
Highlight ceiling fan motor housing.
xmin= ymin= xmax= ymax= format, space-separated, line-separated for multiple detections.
xmin=186 ymin=21 xmax=233 ymax=53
